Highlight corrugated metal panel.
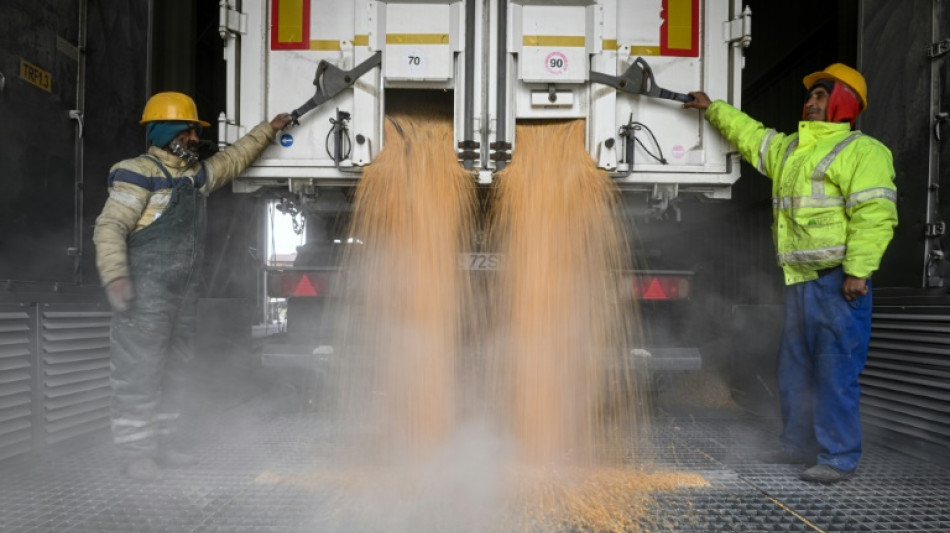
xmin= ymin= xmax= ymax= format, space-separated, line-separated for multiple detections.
xmin=0 ymin=304 xmax=36 ymax=461
xmin=39 ymin=305 xmax=112 ymax=444
xmin=862 ymin=304 xmax=950 ymax=457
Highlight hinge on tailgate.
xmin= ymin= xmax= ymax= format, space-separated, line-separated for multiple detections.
xmin=218 ymin=1 xmax=247 ymax=40
xmin=217 ymin=112 xmax=245 ymax=148
xmin=723 ymin=5 xmax=752 ymax=48
xmin=928 ymin=39 xmax=950 ymax=59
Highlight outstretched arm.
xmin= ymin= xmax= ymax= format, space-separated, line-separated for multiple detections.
xmin=202 ymin=113 xmax=295 ymax=193
xmin=684 ymin=95 xmax=792 ymax=180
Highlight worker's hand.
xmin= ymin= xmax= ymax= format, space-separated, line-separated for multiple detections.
xmin=841 ymin=275 xmax=868 ymax=302
xmin=270 ymin=113 xmax=294 ymax=132
xmin=682 ymin=91 xmax=711 ymax=110
xmin=105 ymin=277 xmax=135 ymax=312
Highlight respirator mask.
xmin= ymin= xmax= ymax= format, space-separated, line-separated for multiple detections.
xmin=168 ymin=138 xmax=200 ymax=165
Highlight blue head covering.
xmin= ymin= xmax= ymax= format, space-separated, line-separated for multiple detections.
xmin=146 ymin=121 xmax=197 ymax=147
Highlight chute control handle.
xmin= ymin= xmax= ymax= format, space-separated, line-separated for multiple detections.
xmin=590 ymin=57 xmax=695 ymax=103
xmin=291 ymin=52 xmax=383 ymax=124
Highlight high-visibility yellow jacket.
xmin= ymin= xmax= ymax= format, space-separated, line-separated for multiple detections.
xmin=706 ymin=101 xmax=898 ymax=285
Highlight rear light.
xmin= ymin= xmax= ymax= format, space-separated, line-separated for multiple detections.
xmin=266 ymin=271 xmax=334 ymax=298
xmin=632 ymin=274 xmax=691 ymax=300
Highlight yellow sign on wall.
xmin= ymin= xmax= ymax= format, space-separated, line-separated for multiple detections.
xmin=20 ymin=59 xmax=52 ymax=92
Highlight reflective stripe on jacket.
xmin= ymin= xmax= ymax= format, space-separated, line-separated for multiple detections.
xmin=706 ymin=101 xmax=897 ymax=285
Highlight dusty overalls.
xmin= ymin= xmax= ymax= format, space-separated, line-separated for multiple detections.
xmin=109 ymin=157 xmax=206 ymax=459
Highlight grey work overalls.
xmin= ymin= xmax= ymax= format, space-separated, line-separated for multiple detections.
xmin=109 ymin=156 xmax=206 ymax=459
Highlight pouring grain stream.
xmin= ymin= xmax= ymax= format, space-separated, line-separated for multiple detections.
xmin=333 ymin=108 xmax=477 ymax=460
xmin=488 ymin=119 xmax=648 ymax=466
xmin=325 ymin=110 xmax=696 ymax=532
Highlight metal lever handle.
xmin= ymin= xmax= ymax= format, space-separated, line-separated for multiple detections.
xmin=291 ymin=52 xmax=383 ymax=123
xmin=658 ymin=88 xmax=695 ymax=103
xmin=590 ymin=57 xmax=694 ymax=103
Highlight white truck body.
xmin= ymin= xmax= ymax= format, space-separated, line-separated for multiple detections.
xmin=221 ymin=0 xmax=749 ymax=198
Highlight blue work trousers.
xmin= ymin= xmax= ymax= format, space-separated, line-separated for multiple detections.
xmin=777 ymin=267 xmax=872 ymax=472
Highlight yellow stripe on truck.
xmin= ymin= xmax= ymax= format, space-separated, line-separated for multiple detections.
xmin=386 ymin=33 xmax=450 ymax=45
xmin=584 ymin=39 xmax=659 ymax=56
xmin=629 ymin=46 xmax=661 ymax=56
xmin=523 ymin=35 xmax=586 ymax=47
xmin=309 ymin=40 xmax=341 ymax=51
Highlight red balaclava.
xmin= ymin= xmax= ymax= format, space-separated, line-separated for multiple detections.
xmin=803 ymin=80 xmax=862 ymax=128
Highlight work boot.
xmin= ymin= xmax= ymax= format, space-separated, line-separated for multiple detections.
xmin=123 ymin=457 xmax=163 ymax=482
xmin=800 ymin=464 xmax=854 ymax=484
xmin=158 ymin=448 xmax=198 ymax=468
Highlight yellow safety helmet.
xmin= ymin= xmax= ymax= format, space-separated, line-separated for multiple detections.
xmin=803 ymin=63 xmax=868 ymax=111
xmin=139 ymin=91 xmax=210 ymax=126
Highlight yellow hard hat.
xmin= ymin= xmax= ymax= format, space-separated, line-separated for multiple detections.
xmin=140 ymin=91 xmax=210 ymax=126
xmin=803 ymin=63 xmax=868 ymax=111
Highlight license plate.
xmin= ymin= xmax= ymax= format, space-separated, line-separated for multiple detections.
xmin=459 ymin=253 xmax=503 ymax=271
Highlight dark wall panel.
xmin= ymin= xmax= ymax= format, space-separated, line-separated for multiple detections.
xmin=940 ymin=1 xmax=950 ymax=286
xmin=0 ymin=1 xmax=148 ymax=288
xmin=860 ymin=0 xmax=940 ymax=288
xmin=81 ymin=1 xmax=150 ymax=287
xmin=0 ymin=2 xmax=81 ymax=283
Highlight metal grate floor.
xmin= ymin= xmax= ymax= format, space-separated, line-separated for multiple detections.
xmin=2 ymin=395 xmax=949 ymax=532
xmin=642 ymin=413 xmax=950 ymax=532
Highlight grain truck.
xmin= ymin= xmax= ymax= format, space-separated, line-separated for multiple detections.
xmin=216 ymin=0 xmax=751 ymax=377
xmin=3 ymin=0 xmax=950 ymax=515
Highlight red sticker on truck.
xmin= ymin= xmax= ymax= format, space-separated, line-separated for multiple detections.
xmin=660 ymin=0 xmax=699 ymax=57
xmin=271 ymin=0 xmax=310 ymax=50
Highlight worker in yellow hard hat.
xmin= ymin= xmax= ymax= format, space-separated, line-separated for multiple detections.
xmin=682 ymin=63 xmax=897 ymax=484
xmin=93 ymin=91 xmax=293 ymax=482
xmin=138 ymin=91 xmax=212 ymax=164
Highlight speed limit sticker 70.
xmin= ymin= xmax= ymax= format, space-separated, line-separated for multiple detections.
xmin=545 ymin=51 xmax=568 ymax=75
xmin=406 ymin=49 xmax=427 ymax=76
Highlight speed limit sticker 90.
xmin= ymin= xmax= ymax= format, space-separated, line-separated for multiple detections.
xmin=545 ymin=51 xmax=568 ymax=75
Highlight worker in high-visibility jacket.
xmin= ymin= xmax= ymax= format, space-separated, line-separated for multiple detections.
xmin=93 ymin=92 xmax=293 ymax=482
xmin=684 ymin=64 xmax=898 ymax=484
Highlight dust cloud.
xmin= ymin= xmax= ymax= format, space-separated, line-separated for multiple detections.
xmin=303 ymin=107 xmax=698 ymax=532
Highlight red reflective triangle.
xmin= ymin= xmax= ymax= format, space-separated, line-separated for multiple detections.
xmin=641 ymin=277 xmax=668 ymax=300
xmin=293 ymin=274 xmax=318 ymax=297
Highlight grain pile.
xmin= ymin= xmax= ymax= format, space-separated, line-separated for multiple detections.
xmin=256 ymin=466 xmax=708 ymax=532
xmin=507 ymin=466 xmax=708 ymax=532
xmin=657 ymin=369 xmax=741 ymax=411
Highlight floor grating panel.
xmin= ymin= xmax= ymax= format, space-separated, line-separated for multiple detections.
xmin=2 ymin=397 xmax=949 ymax=532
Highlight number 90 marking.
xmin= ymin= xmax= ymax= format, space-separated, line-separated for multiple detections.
xmin=544 ymin=51 xmax=568 ymax=75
